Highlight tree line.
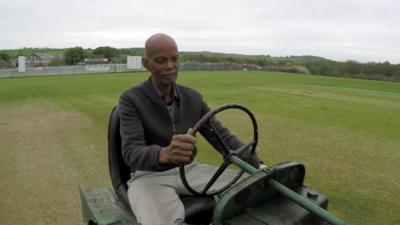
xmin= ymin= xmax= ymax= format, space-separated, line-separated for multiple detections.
xmin=1 ymin=47 xmax=399 ymax=81
xmin=179 ymin=52 xmax=400 ymax=81
xmin=63 ymin=46 xmax=121 ymax=65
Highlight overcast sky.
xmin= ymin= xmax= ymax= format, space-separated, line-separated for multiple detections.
xmin=1 ymin=0 xmax=399 ymax=63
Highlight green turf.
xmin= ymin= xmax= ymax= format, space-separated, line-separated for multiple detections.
xmin=0 ymin=71 xmax=399 ymax=225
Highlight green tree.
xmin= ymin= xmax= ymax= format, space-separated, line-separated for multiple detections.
xmin=0 ymin=53 xmax=10 ymax=62
xmin=63 ymin=47 xmax=86 ymax=65
xmin=93 ymin=46 xmax=119 ymax=61
xmin=48 ymin=57 xmax=65 ymax=66
xmin=391 ymin=65 xmax=400 ymax=80
xmin=344 ymin=60 xmax=362 ymax=75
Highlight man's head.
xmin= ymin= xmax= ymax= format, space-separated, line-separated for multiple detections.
xmin=142 ymin=33 xmax=179 ymax=89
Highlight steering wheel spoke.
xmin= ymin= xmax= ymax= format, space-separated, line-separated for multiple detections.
xmin=209 ymin=121 xmax=231 ymax=156
xmin=180 ymin=103 xmax=258 ymax=196
xmin=201 ymin=161 xmax=230 ymax=194
xmin=232 ymin=140 xmax=256 ymax=156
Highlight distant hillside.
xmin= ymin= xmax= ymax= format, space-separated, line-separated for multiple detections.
xmin=0 ymin=48 xmax=65 ymax=58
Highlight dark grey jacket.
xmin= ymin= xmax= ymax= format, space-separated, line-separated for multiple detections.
xmin=119 ymin=78 xmax=261 ymax=172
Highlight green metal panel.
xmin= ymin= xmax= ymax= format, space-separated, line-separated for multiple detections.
xmin=79 ymin=185 xmax=137 ymax=225
xmin=213 ymin=169 xmax=276 ymax=224
xmin=267 ymin=179 xmax=346 ymax=225
xmin=213 ymin=156 xmax=347 ymax=225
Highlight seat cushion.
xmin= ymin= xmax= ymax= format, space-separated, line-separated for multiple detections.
xmin=181 ymin=196 xmax=215 ymax=224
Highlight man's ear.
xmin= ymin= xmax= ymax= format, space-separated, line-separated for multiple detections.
xmin=142 ymin=57 xmax=149 ymax=70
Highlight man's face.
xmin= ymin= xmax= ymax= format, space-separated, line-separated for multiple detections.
xmin=143 ymin=43 xmax=179 ymax=88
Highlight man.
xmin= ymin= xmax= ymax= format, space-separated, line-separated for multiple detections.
xmin=119 ymin=33 xmax=262 ymax=225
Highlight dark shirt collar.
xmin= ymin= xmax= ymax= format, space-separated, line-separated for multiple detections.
xmin=150 ymin=78 xmax=179 ymax=104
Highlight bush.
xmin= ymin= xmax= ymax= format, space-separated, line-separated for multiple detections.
xmin=0 ymin=53 xmax=10 ymax=62
xmin=64 ymin=47 xmax=86 ymax=65
xmin=48 ymin=57 xmax=65 ymax=66
xmin=93 ymin=46 xmax=119 ymax=61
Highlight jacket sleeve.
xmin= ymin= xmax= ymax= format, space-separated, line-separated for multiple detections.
xmin=119 ymin=93 xmax=173 ymax=172
xmin=198 ymin=101 xmax=262 ymax=168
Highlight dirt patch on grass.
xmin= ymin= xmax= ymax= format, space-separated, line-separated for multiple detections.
xmin=0 ymin=101 xmax=109 ymax=225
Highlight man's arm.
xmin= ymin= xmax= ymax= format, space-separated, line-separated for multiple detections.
xmin=119 ymin=94 xmax=170 ymax=171
xmin=119 ymin=94 xmax=195 ymax=171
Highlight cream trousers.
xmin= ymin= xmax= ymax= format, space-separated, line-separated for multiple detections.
xmin=127 ymin=162 xmax=240 ymax=225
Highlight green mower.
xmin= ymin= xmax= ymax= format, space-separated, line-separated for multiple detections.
xmin=79 ymin=104 xmax=347 ymax=225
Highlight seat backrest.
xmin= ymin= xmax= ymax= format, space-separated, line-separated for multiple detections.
xmin=108 ymin=106 xmax=131 ymax=207
xmin=107 ymin=106 xmax=215 ymax=222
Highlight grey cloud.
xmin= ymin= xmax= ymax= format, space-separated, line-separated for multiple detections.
xmin=0 ymin=0 xmax=399 ymax=63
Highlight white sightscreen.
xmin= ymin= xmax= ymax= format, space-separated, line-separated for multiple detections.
xmin=18 ymin=56 xmax=25 ymax=72
xmin=127 ymin=56 xmax=143 ymax=70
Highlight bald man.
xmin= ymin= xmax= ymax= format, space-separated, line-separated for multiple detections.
xmin=119 ymin=33 xmax=262 ymax=225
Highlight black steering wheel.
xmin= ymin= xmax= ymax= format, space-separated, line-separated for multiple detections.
xmin=179 ymin=103 xmax=258 ymax=196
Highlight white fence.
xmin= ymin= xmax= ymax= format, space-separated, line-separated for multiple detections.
xmin=0 ymin=64 xmax=137 ymax=78
xmin=0 ymin=62 xmax=263 ymax=79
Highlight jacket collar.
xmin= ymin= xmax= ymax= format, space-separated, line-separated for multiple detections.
xmin=150 ymin=78 xmax=179 ymax=103
xmin=141 ymin=77 xmax=181 ymax=127
xmin=142 ymin=77 xmax=181 ymax=104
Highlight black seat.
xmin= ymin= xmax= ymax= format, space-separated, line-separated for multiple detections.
xmin=108 ymin=106 xmax=214 ymax=224
xmin=108 ymin=106 xmax=131 ymax=207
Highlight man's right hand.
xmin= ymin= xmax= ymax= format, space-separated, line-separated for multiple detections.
xmin=159 ymin=134 xmax=196 ymax=165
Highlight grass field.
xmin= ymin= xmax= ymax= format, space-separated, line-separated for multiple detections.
xmin=0 ymin=71 xmax=399 ymax=225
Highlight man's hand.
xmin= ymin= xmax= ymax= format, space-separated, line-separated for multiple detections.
xmin=159 ymin=134 xmax=196 ymax=165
